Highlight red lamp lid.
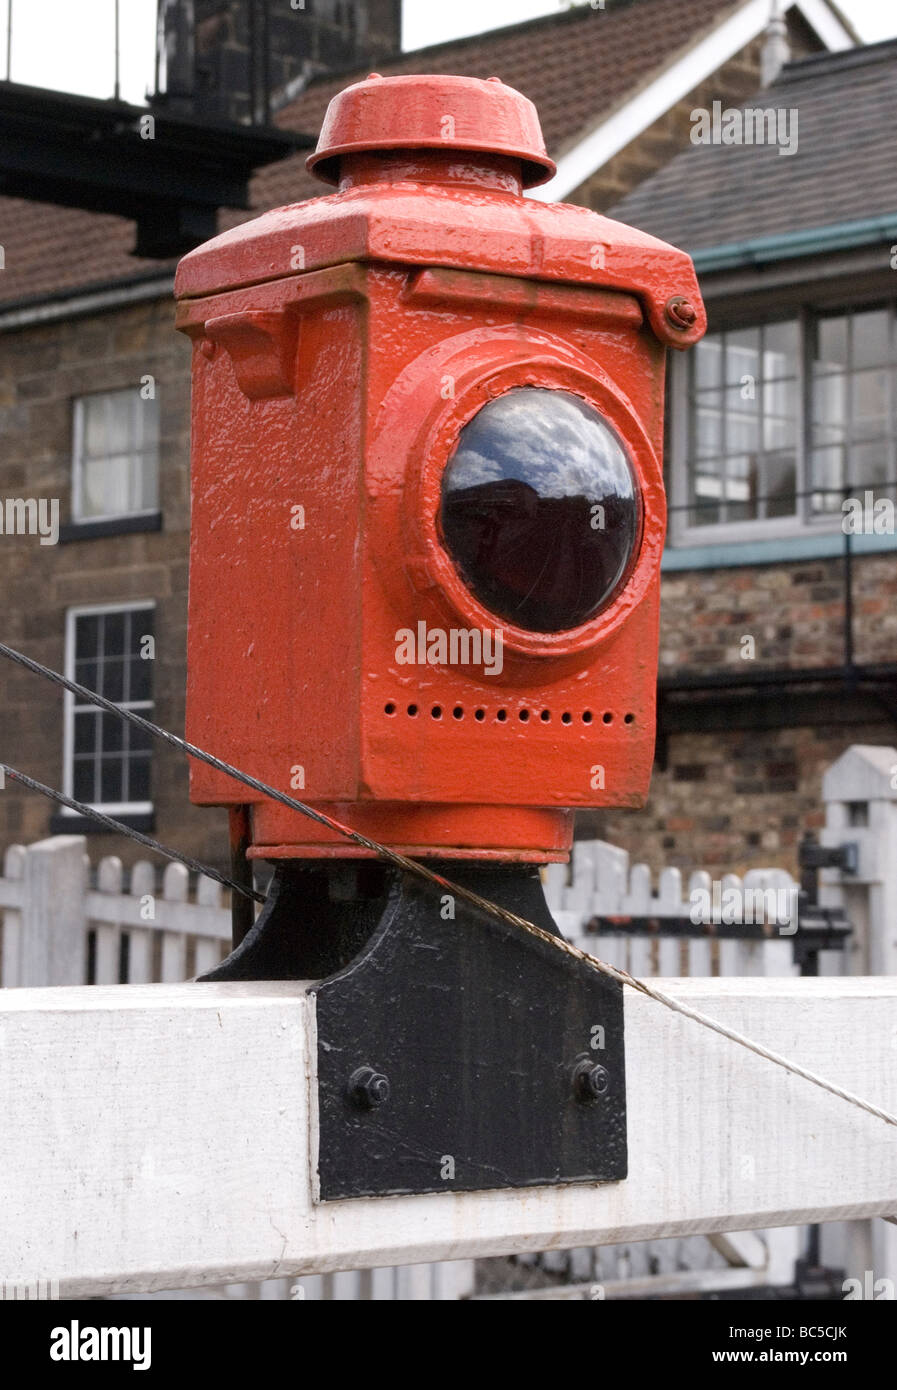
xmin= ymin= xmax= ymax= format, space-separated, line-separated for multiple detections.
xmin=307 ymin=73 xmax=557 ymax=189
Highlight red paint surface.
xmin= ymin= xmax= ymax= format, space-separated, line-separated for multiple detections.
xmin=176 ymin=74 xmax=705 ymax=862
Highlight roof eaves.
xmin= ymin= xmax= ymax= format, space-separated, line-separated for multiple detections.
xmin=529 ymin=0 xmax=769 ymax=202
xmin=795 ymin=0 xmax=863 ymax=48
xmin=692 ymin=213 xmax=897 ymax=272
xmin=774 ymin=33 xmax=897 ymax=87
xmin=0 ymin=272 xmax=175 ymax=332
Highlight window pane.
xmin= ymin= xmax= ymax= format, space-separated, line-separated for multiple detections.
xmin=812 ymin=374 xmax=847 ymax=433
xmin=725 ymin=384 xmax=759 ymax=457
xmin=103 ymin=611 xmax=126 ymax=656
xmin=128 ymin=723 xmax=152 ymax=756
xmin=74 ymin=658 xmax=99 ymax=693
xmin=129 ymin=612 xmax=154 ymax=701
xmin=694 ymin=393 xmax=723 ymax=458
xmin=850 ymin=442 xmax=891 ymax=490
xmin=83 ymin=395 xmax=110 ymax=457
xmin=853 ymin=309 xmax=890 ymax=369
xmin=102 ymin=657 xmax=125 ymax=702
xmin=763 ymin=375 xmax=796 ymax=421
xmin=691 ymin=465 xmax=723 ymax=526
xmin=101 ymin=712 xmax=124 ymax=754
xmin=74 ymin=389 xmax=160 ymax=521
xmin=763 ymin=320 xmax=799 ymax=376
xmin=816 ymin=315 xmax=848 ymax=372
xmin=69 ymin=606 xmax=154 ymax=807
xmin=75 ymin=613 xmax=100 ymax=658
xmin=695 ymin=338 xmax=722 ymax=389
xmin=136 ymin=449 xmax=160 ymax=511
xmin=101 ymin=757 xmax=125 ymax=804
xmin=129 ymin=653 xmax=152 ymax=702
xmin=686 ymin=318 xmax=799 ymax=528
xmin=724 ymin=453 xmax=756 ymax=521
xmin=684 ymin=307 xmax=895 ymax=537
xmin=128 ymin=756 xmax=151 ymax=804
xmin=73 ymin=711 xmax=97 ymax=755
xmin=852 ymin=369 xmax=889 ymax=442
xmin=73 ymin=757 xmax=95 ymax=802
xmin=103 ymin=393 xmax=133 ymax=456
xmin=764 ymin=450 xmax=797 ymax=518
xmin=80 ymin=457 xmax=112 ymax=518
xmin=724 ymin=328 xmax=760 ymax=385
xmin=763 ymin=411 xmax=795 ymax=452
xmin=810 ymin=446 xmax=846 ymax=513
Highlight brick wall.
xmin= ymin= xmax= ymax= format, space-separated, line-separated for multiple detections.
xmin=589 ymin=718 xmax=895 ymax=880
xmin=580 ymin=552 xmax=897 ymax=877
xmin=660 ymin=554 xmax=897 ymax=673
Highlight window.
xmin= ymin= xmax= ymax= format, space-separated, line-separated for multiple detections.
xmin=810 ymin=307 xmax=896 ymax=518
xmin=64 ymin=605 xmax=155 ymax=814
xmin=72 ymin=388 xmax=160 ymax=523
xmin=676 ymin=303 xmax=897 ymax=540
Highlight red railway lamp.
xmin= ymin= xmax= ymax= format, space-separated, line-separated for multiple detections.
xmin=176 ymin=72 xmax=705 ymax=868
xmin=176 ymin=74 xmax=706 ymax=1198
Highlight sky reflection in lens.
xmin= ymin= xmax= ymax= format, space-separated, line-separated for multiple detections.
xmin=440 ymin=388 xmax=639 ymax=632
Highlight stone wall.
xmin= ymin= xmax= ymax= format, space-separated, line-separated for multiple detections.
xmin=0 ymin=298 xmax=229 ymax=868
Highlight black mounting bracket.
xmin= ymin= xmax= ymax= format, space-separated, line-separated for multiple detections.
xmin=798 ymin=840 xmax=859 ymax=875
xmin=201 ymin=859 xmax=627 ymax=1201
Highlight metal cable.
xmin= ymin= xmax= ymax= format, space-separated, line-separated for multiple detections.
xmin=0 ymin=763 xmax=266 ymax=905
xmin=2 ymin=638 xmax=896 ymax=1131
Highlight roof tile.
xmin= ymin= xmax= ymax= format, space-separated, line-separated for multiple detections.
xmin=609 ymin=39 xmax=897 ymax=251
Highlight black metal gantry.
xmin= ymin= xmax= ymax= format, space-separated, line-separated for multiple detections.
xmin=0 ymin=79 xmax=312 ymax=258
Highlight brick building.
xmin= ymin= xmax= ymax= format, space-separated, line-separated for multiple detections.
xmin=0 ymin=0 xmax=860 ymax=874
xmin=601 ymin=37 xmax=897 ymax=874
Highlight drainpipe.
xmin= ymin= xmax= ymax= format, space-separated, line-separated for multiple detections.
xmin=761 ymin=0 xmax=790 ymax=87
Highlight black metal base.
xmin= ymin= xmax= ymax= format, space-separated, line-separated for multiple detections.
xmin=200 ymin=859 xmax=627 ymax=1201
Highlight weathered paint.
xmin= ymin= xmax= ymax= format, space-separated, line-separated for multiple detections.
xmin=176 ymin=73 xmax=706 ymax=861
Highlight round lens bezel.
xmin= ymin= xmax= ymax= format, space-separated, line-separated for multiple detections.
xmin=401 ymin=343 xmax=663 ymax=661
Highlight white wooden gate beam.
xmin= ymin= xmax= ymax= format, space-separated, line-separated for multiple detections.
xmin=1 ymin=977 xmax=895 ymax=1297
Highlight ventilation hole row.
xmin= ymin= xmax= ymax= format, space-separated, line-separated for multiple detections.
xmin=383 ymin=702 xmax=635 ymax=725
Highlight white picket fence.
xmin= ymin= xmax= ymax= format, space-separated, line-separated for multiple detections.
xmin=537 ymin=845 xmax=810 ymax=1298
xmin=548 ymin=846 xmax=805 ymax=977
xmin=0 ymin=837 xmax=808 ymax=992
xmin=0 ymin=839 xmax=231 ymax=989
xmin=0 ymin=837 xmax=477 ymax=1302
xmin=1 ymin=742 xmax=893 ymax=1298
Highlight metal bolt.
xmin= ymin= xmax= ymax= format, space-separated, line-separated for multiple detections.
xmin=665 ymin=295 xmax=697 ymax=330
xmin=348 ymin=1065 xmax=390 ymax=1110
xmin=572 ymin=1059 xmax=609 ymax=1102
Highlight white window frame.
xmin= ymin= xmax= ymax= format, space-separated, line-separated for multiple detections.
xmin=62 ymin=601 xmax=156 ymax=817
xmin=71 ymin=387 xmax=160 ymax=525
xmin=669 ymin=302 xmax=897 ymax=548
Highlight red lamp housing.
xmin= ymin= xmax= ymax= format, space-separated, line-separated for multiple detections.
xmin=175 ymin=73 xmax=706 ymax=864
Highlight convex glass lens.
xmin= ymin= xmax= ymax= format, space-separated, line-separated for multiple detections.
xmin=440 ymin=387 xmax=640 ymax=632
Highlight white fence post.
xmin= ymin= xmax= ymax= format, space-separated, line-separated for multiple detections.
xmin=822 ymin=744 xmax=897 ymax=976
xmin=19 ymin=835 xmax=87 ymax=987
xmin=128 ymin=861 xmax=156 ymax=985
xmin=820 ymin=744 xmax=897 ymax=1290
xmin=0 ymin=844 xmax=26 ymax=987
